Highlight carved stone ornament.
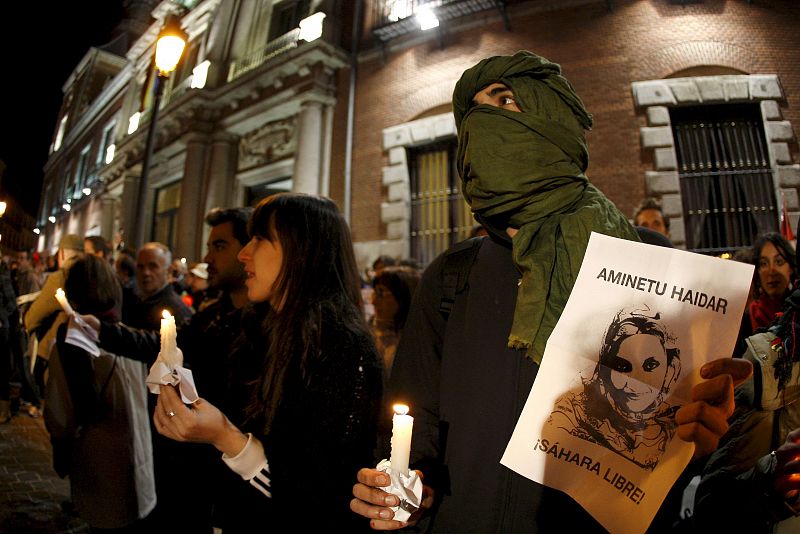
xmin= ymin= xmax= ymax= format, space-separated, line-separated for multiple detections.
xmin=238 ymin=117 xmax=297 ymax=171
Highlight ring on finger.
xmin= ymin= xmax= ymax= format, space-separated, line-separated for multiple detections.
xmin=168 ymin=410 xmax=176 ymax=418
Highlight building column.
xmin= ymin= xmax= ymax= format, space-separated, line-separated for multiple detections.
xmin=176 ymin=132 xmax=211 ymax=260
xmin=292 ymin=100 xmax=324 ymax=195
xmin=120 ymin=173 xmax=140 ymax=250
xmin=205 ymin=131 xmax=239 ymax=214
xmin=100 ymin=196 xmax=117 ymax=241
xmin=320 ymin=103 xmax=334 ymax=198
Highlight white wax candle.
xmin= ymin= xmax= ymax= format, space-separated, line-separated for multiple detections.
xmin=159 ymin=310 xmax=181 ymax=367
xmin=390 ymin=403 xmax=413 ymax=477
xmin=54 ymin=288 xmax=75 ymax=315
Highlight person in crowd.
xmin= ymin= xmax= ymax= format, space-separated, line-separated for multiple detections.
xmin=635 ymin=225 xmax=674 ymax=248
xmin=169 ymin=258 xmax=189 ymax=296
xmin=84 ymin=235 xmax=112 ymax=261
xmin=469 ymin=223 xmax=488 ymax=238
xmin=14 ymin=249 xmax=43 ymax=302
xmin=153 ymin=194 xmax=382 ymax=531
xmin=115 ymin=249 xmax=137 ymax=316
xmin=24 ymin=234 xmax=84 ymax=388
xmin=45 ymin=255 xmax=58 ymax=273
xmin=372 ymin=255 xmax=397 ymax=276
xmin=6 ymin=250 xmax=42 ymax=418
xmin=370 ymin=266 xmax=421 ymax=376
xmin=124 ymin=242 xmax=192 ymax=330
xmin=350 ymin=50 xmax=751 ymax=531
xmin=694 ymin=247 xmax=800 ymax=533
xmin=88 ymin=207 xmax=253 ymax=533
xmin=747 ymin=232 xmax=796 ymax=334
xmin=633 ymin=197 xmax=671 ymax=240
xmin=0 ymin=255 xmax=17 ymax=423
xmin=44 ymin=254 xmax=155 ymax=532
xmin=184 ymin=262 xmax=212 ymax=312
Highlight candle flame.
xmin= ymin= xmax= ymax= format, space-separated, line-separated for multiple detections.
xmin=393 ymin=404 xmax=409 ymax=416
xmin=162 ymin=310 xmax=172 ymax=319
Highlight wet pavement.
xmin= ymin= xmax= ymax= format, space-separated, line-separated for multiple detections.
xmin=0 ymin=407 xmax=88 ymax=534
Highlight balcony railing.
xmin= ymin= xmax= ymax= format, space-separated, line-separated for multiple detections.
xmin=228 ymin=28 xmax=302 ymax=82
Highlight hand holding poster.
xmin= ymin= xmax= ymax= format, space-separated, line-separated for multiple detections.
xmin=501 ymin=232 xmax=754 ymax=534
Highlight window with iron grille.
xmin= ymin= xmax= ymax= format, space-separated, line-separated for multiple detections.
xmin=409 ymin=140 xmax=473 ymax=265
xmin=671 ymin=104 xmax=777 ymax=254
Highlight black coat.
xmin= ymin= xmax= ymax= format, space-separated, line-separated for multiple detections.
xmin=389 ymin=232 xmax=692 ymax=533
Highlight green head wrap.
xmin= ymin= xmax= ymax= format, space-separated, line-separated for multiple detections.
xmin=452 ymin=50 xmax=639 ymax=364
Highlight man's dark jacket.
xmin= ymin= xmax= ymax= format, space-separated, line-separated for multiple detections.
xmin=122 ymin=283 xmax=192 ymax=331
xmin=388 ymin=230 xmax=692 ymax=533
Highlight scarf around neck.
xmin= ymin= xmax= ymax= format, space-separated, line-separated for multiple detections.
xmin=452 ymin=51 xmax=639 ymax=363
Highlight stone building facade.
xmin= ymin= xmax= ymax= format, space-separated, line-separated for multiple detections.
xmin=37 ymin=0 xmax=800 ymax=269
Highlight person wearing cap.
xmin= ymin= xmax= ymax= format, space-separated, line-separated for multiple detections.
xmin=350 ymin=51 xmax=752 ymax=531
xmin=185 ymin=262 xmax=212 ymax=312
xmin=24 ymin=234 xmax=85 ymax=407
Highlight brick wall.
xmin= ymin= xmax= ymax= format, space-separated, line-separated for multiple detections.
xmin=333 ymin=0 xmax=800 ymax=246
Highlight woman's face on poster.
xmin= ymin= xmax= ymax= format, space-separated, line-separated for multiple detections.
xmin=608 ymin=333 xmax=668 ymax=413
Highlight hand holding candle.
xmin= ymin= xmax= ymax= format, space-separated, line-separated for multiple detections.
xmin=375 ymin=403 xmax=422 ymax=522
xmin=55 ymin=288 xmax=75 ymax=315
xmin=390 ymin=403 xmax=413 ymax=477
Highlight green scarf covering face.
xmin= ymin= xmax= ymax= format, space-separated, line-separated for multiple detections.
xmin=453 ymin=51 xmax=639 ymax=364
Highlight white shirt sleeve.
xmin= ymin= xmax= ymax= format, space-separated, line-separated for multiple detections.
xmin=221 ymin=433 xmax=272 ymax=498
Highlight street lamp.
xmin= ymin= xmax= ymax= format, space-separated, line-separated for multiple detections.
xmin=131 ymin=14 xmax=187 ymax=249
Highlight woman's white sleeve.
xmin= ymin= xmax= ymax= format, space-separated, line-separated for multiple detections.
xmin=221 ymin=433 xmax=272 ymax=498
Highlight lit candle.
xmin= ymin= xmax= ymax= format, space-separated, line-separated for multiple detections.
xmin=390 ymin=404 xmax=413 ymax=477
xmin=55 ymin=288 xmax=74 ymax=315
xmin=159 ymin=310 xmax=181 ymax=368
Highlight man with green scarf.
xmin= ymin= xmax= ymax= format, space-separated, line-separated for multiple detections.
xmin=350 ymin=51 xmax=751 ymax=532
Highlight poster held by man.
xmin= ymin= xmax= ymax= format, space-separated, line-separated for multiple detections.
xmin=501 ymin=232 xmax=754 ymax=534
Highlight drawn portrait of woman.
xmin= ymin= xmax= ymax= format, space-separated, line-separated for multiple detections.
xmin=548 ymin=306 xmax=681 ymax=471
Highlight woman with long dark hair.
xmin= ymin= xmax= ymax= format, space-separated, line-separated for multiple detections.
xmin=749 ymin=232 xmax=797 ymax=332
xmin=154 ymin=194 xmax=382 ymax=531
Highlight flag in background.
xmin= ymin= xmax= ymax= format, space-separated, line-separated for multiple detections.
xmin=781 ymin=191 xmax=795 ymax=241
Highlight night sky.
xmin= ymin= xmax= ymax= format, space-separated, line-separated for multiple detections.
xmin=0 ymin=1 xmax=125 ymax=218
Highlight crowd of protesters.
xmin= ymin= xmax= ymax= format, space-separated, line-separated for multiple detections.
xmin=1 ymin=49 xmax=799 ymax=534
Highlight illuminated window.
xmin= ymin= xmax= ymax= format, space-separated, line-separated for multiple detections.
xmin=98 ymin=121 xmax=116 ymax=166
xmin=153 ymin=181 xmax=182 ymax=250
xmin=53 ymin=114 xmax=69 ymax=152
xmin=409 ymin=140 xmax=473 ymax=265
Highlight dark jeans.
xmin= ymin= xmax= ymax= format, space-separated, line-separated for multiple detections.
xmin=0 ymin=327 xmax=9 ymax=400
xmin=8 ymin=322 xmax=41 ymax=407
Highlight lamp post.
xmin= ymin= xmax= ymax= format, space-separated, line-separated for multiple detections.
xmin=131 ymin=14 xmax=187 ymax=250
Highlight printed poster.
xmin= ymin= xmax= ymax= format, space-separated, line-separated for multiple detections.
xmin=501 ymin=232 xmax=754 ymax=534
